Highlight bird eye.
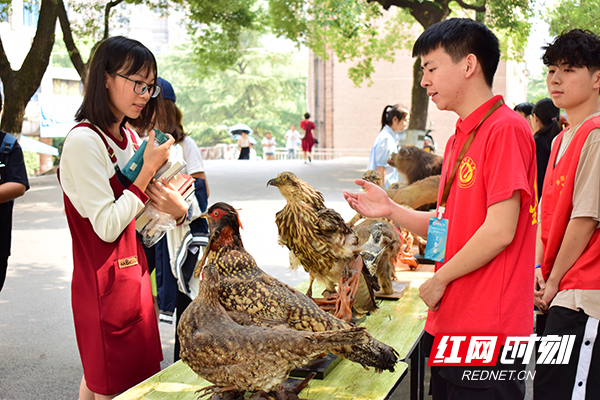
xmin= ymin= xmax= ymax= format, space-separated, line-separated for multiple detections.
xmin=282 ymin=176 xmax=287 ymax=181
xmin=213 ymin=211 xmax=218 ymax=216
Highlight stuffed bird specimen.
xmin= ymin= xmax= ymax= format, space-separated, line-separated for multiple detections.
xmin=348 ymin=170 xmax=430 ymax=269
xmin=191 ymin=202 xmax=398 ymax=373
xmin=267 ymin=172 xmax=378 ymax=319
xmin=178 ymin=263 xmax=368 ymax=397
xmin=347 ymin=170 xmax=383 ymax=227
xmin=353 ymin=219 xmax=403 ymax=295
xmin=361 ymin=169 xmax=383 ymax=187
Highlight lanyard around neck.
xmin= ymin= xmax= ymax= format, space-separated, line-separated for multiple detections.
xmin=437 ymin=98 xmax=505 ymax=219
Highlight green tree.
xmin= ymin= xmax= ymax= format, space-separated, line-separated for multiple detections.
xmin=58 ymin=0 xmax=174 ymax=85
xmin=0 ymin=0 xmax=59 ymax=134
xmin=1 ymin=0 xmax=262 ymax=135
xmin=183 ymin=0 xmax=263 ymax=76
xmin=58 ymin=0 xmax=265 ymax=85
xmin=269 ymin=0 xmax=533 ymax=130
xmin=545 ymin=0 xmax=600 ymax=36
xmin=22 ymin=150 xmax=40 ymax=176
xmin=527 ymin=73 xmax=549 ymax=104
xmin=157 ymin=35 xmax=306 ymax=150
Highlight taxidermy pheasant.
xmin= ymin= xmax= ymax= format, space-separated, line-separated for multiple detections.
xmin=193 ymin=202 xmax=398 ymax=373
xmin=267 ymin=171 xmax=379 ymax=319
xmin=178 ymin=263 xmax=368 ymax=398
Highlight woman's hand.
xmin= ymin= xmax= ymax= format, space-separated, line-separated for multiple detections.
xmin=143 ymin=131 xmax=175 ymax=174
xmin=146 ymin=177 xmax=188 ymax=221
xmin=343 ymin=179 xmax=393 ymax=219
xmin=133 ymin=131 xmax=175 ymax=192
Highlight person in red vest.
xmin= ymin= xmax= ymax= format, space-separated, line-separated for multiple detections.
xmin=534 ymin=29 xmax=600 ymax=400
xmin=344 ymin=18 xmax=536 ymax=399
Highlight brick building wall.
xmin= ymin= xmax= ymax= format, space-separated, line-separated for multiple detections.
xmin=307 ymin=48 xmax=525 ymax=157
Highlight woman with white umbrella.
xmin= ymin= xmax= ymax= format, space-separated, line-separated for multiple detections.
xmin=229 ymin=124 xmax=254 ymax=160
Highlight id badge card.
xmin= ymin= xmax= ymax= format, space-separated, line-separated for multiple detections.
xmin=424 ymin=217 xmax=448 ymax=262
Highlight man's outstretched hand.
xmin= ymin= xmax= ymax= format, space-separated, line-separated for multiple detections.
xmin=343 ymin=179 xmax=393 ymax=219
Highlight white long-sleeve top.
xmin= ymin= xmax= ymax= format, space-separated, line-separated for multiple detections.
xmin=59 ymin=122 xmax=147 ymax=243
xmin=180 ymin=135 xmax=204 ymax=175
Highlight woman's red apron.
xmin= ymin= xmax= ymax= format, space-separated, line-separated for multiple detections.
xmin=60 ymin=123 xmax=162 ymax=395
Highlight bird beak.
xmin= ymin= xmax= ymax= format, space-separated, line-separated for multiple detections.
xmin=267 ymin=178 xmax=279 ymax=187
xmin=200 ymin=212 xmax=209 ymax=219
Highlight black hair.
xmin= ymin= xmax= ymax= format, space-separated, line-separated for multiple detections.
xmin=412 ymin=18 xmax=500 ymax=87
xmin=514 ymin=102 xmax=534 ymax=116
xmin=75 ymin=36 xmax=158 ymax=133
xmin=304 ymin=112 xmax=310 ymax=119
xmin=532 ymin=98 xmax=560 ymax=127
xmin=542 ymin=29 xmax=600 ymax=72
xmin=532 ymin=98 xmax=561 ymax=140
xmin=381 ymin=104 xmax=409 ymax=130
xmin=156 ymin=96 xmax=185 ymax=144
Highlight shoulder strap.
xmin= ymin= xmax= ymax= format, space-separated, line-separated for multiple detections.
xmin=1 ymin=132 xmax=17 ymax=154
xmin=71 ymin=122 xmax=118 ymax=164
xmin=124 ymin=126 xmax=140 ymax=150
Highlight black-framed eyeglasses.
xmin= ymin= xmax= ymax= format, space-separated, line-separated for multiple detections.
xmin=115 ymin=73 xmax=161 ymax=98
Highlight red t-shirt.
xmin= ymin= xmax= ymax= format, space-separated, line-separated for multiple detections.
xmin=300 ymin=120 xmax=315 ymax=139
xmin=425 ymin=95 xmax=536 ymax=338
xmin=300 ymin=119 xmax=315 ymax=151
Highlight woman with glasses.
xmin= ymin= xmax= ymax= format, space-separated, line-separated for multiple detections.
xmin=59 ymin=36 xmax=187 ymax=399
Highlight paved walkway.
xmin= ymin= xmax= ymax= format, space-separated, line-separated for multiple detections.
xmin=0 ymin=157 xmax=371 ymax=399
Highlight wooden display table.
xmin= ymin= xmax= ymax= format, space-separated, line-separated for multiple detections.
xmin=116 ymin=359 xmax=408 ymax=400
xmin=117 ymin=274 xmax=430 ymax=400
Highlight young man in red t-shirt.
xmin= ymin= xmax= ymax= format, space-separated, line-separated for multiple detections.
xmin=344 ymin=18 xmax=536 ymax=399
xmin=533 ymin=29 xmax=600 ymax=400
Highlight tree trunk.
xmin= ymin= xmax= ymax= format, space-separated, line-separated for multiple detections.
xmin=0 ymin=0 xmax=59 ymax=134
xmin=58 ymin=0 xmax=88 ymax=85
xmin=408 ymin=57 xmax=429 ymax=131
xmin=58 ymin=0 xmax=125 ymax=87
xmin=384 ymin=2 xmax=449 ymax=132
xmin=0 ymin=84 xmax=27 ymax=135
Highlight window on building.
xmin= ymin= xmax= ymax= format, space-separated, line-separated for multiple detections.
xmin=154 ymin=17 xmax=167 ymax=30
xmin=53 ymin=79 xmax=83 ymax=97
xmin=153 ymin=30 xmax=168 ymax=44
xmin=30 ymin=88 xmax=40 ymax=103
xmin=23 ymin=1 xmax=39 ymax=27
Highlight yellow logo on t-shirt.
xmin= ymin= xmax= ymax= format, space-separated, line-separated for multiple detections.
xmin=458 ymin=157 xmax=476 ymax=188
xmin=530 ymin=176 xmax=538 ymax=225
xmin=556 ymin=175 xmax=565 ymax=196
